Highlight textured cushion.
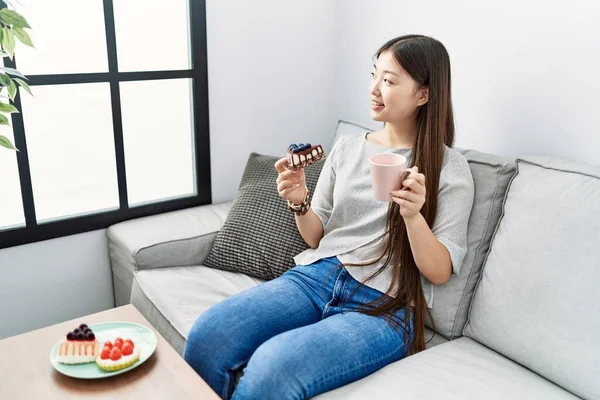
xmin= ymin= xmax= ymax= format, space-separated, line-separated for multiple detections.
xmin=204 ymin=152 xmax=325 ymax=280
xmin=464 ymin=156 xmax=600 ymax=400
xmin=315 ymin=338 xmax=580 ymax=400
xmin=332 ymin=120 xmax=518 ymax=340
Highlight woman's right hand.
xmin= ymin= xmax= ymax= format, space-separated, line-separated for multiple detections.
xmin=275 ymin=157 xmax=307 ymax=205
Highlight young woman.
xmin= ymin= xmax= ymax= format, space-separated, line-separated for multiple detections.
xmin=183 ymin=34 xmax=475 ymax=400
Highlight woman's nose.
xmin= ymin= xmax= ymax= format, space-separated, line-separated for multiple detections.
xmin=370 ymin=81 xmax=380 ymax=96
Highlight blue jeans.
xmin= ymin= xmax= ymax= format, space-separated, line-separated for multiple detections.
xmin=183 ymin=256 xmax=414 ymax=399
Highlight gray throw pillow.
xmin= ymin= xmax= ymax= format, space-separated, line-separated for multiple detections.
xmin=428 ymin=149 xmax=517 ymax=339
xmin=204 ymin=152 xmax=325 ymax=280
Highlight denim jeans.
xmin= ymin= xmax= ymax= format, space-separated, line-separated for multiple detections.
xmin=183 ymin=256 xmax=414 ymax=400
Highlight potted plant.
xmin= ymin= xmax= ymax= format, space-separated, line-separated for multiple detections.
xmin=0 ymin=0 xmax=34 ymax=152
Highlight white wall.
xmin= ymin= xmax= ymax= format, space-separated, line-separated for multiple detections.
xmin=0 ymin=0 xmax=337 ymax=339
xmin=0 ymin=230 xmax=114 ymax=339
xmin=333 ymin=0 xmax=600 ymax=166
xmin=207 ymin=0 xmax=337 ymax=202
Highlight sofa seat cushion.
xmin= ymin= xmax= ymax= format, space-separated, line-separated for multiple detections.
xmin=131 ymin=265 xmax=265 ymax=353
xmin=131 ymin=265 xmax=448 ymax=354
xmin=314 ymin=338 xmax=580 ymax=400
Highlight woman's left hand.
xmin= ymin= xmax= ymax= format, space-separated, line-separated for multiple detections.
xmin=390 ymin=166 xmax=426 ymax=220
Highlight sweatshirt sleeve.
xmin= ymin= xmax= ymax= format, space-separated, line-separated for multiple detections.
xmin=431 ymin=150 xmax=475 ymax=275
xmin=310 ymin=136 xmax=346 ymax=230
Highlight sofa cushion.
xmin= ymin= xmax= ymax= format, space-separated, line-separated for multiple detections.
xmin=130 ymin=265 xmax=448 ymax=355
xmin=314 ymin=337 xmax=579 ymax=400
xmin=131 ymin=265 xmax=265 ymax=354
xmin=107 ymin=201 xmax=233 ymax=306
xmin=204 ymin=152 xmax=325 ymax=280
xmin=332 ymin=120 xmax=517 ymax=340
xmin=333 ymin=119 xmax=380 ymax=145
xmin=434 ymin=149 xmax=517 ymax=339
xmin=464 ymin=156 xmax=600 ymax=400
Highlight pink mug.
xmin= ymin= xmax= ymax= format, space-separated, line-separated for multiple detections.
xmin=369 ymin=153 xmax=409 ymax=202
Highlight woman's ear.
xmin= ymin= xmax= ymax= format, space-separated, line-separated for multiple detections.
xmin=416 ymin=87 xmax=429 ymax=106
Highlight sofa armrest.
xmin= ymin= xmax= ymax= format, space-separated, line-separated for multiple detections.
xmin=107 ymin=201 xmax=232 ymax=306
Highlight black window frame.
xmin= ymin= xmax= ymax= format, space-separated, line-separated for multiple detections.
xmin=0 ymin=0 xmax=211 ymax=250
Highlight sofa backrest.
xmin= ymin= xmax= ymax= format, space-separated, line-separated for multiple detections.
xmin=463 ymin=156 xmax=600 ymax=400
xmin=333 ymin=120 xmax=377 ymax=146
xmin=333 ymin=120 xmax=517 ymax=340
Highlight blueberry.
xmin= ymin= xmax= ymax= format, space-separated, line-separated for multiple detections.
xmin=76 ymin=332 xmax=85 ymax=341
xmin=79 ymin=324 xmax=88 ymax=329
xmin=74 ymin=328 xmax=81 ymax=335
xmin=67 ymin=332 xmax=75 ymax=340
xmin=86 ymin=332 xmax=95 ymax=340
xmin=305 ymin=143 xmax=311 ymax=148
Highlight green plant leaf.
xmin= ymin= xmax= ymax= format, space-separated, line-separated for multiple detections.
xmin=14 ymin=78 xmax=32 ymax=96
xmin=13 ymin=26 xmax=33 ymax=47
xmin=0 ymin=113 xmax=10 ymax=125
xmin=0 ymin=73 xmax=11 ymax=87
xmin=0 ymin=101 xmax=18 ymax=113
xmin=2 ymin=27 xmax=15 ymax=59
xmin=0 ymin=67 xmax=27 ymax=79
xmin=0 ymin=8 xmax=31 ymax=29
xmin=7 ymin=79 xmax=16 ymax=100
xmin=0 ymin=134 xmax=18 ymax=151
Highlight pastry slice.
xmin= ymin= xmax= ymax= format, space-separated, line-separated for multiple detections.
xmin=57 ymin=324 xmax=99 ymax=364
xmin=286 ymin=143 xmax=326 ymax=170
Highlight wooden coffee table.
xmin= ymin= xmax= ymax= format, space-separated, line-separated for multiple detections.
xmin=0 ymin=305 xmax=220 ymax=399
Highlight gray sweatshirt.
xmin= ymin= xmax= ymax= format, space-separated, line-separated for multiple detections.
xmin=293 ymin=133 xmax=475 ymax=308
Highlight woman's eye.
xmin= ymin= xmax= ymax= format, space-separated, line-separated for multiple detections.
xmin=370 ymin=72 xmax=375 ymax=78
xmin=384 ymin=78 xmax=393 ymax=85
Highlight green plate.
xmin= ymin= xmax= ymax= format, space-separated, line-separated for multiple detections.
xmin=50 ymin=321 xmax=157 ymax=379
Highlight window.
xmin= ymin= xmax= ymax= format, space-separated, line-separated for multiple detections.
xmin=0 ymin=0 xmax=210 ymax=249
xmin=0 ymin=125 xmax=25 ymax=230
xmin=21 ymin=82 xmax=120 ymax=223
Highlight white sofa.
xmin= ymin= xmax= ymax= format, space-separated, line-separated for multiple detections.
xmin=107 ymin=121 xmax=598 ymax=399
